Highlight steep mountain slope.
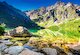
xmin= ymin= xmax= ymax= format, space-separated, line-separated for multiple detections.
xmin=0 ymin=1 xmax=39 ymax=29
xmin=25 ymin=2 xmax=80 ymax=27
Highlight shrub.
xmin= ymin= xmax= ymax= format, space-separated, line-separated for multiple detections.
xmin=0 ymin=26 xmax=5 ymax=35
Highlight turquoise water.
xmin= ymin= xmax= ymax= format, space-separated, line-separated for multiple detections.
xmin=5 ymin=28 xmax=39 ymax=33
xmin=29 ymin=29 xmax=39 ymax=33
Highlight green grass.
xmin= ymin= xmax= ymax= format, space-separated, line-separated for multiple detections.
xmin=31 ymin=18 xmax=80 ymax=45
xmin=36 ymin=19 xmax=54 ymax=28
xmin=45 ymin=18 xmax=80 ymax=38
xmin=35 ymin=29 xmax=56 ymax=37
xmin=48 ymin=26 xmax=59 ymax=31
xmin=59 ymin=18 xmax=80 ymax=38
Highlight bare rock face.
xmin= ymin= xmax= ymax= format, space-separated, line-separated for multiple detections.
xmin=25 ymin=2 xmax=79 ymax=24
xmin=4 ymin=26 xmax=32 ymax=37
xmin=54 ymin=2 xmax=78 ymax=21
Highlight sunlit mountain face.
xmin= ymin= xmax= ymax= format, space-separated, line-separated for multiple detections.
xmin=0 ymin=0 xmax=80 ymax=11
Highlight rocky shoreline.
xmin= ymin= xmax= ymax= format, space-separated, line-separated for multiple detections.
xmin=0 ymin=39 xmax=80 ymax=55
xmin=0 ymin=26 xmax=79 ymax=55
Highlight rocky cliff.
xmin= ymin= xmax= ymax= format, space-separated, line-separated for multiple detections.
xmin=25 ymin=2 xmax=80 ymax=24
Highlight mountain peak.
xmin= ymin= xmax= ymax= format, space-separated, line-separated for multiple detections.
xmin=66 ymin=2 xmax=74 ymax=7
xmin=2 ymin=1 xmax=7 ymax=3
xmin=25 ymin=2 xmax=80 ymax=24
xmin=55 ymin=1 xmax=65 ymax=5
xmin=0 ymin=1 xmax=8 ymax=5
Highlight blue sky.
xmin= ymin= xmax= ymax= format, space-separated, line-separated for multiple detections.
xmin=0 ymin=0 xmax=80 ymax=11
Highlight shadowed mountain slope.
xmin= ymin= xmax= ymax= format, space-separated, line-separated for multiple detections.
xmin=0 ymin=1 xmax=39 ymax=29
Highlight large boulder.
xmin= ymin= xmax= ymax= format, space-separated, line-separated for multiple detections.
xmin=26 ymin=37 xmax=37 ymax=45
xmin=4 ymin=26 xmax=32 ymax=37
xmin=0 ymin=43 xmax=7 ymax=51
xmin=19 ymin=48 xmax=44 ymax=55
xmin=69 ymin=48 xmax=80 ymax=55
xmin=42 ymin=48 xmax=57 ymax=55
xmin=4 ymin=46 xmax=24 ymax=55
xmin=23 ymin=45 xmax=35 ymax=50
xmin=53 ymin=46 xmax=67 ymax=55
xmin=0 ymin=40 xmax=13 ymax=45
xmin=67 ymin=52 xmax=73 ymax=55
xmin=5 ymin=54 xmax=10 ymax=55
xmin=69 ymin=45 xmax=80 ymax=55
xmin=70 ymin=45 xmax=80 ymax=50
